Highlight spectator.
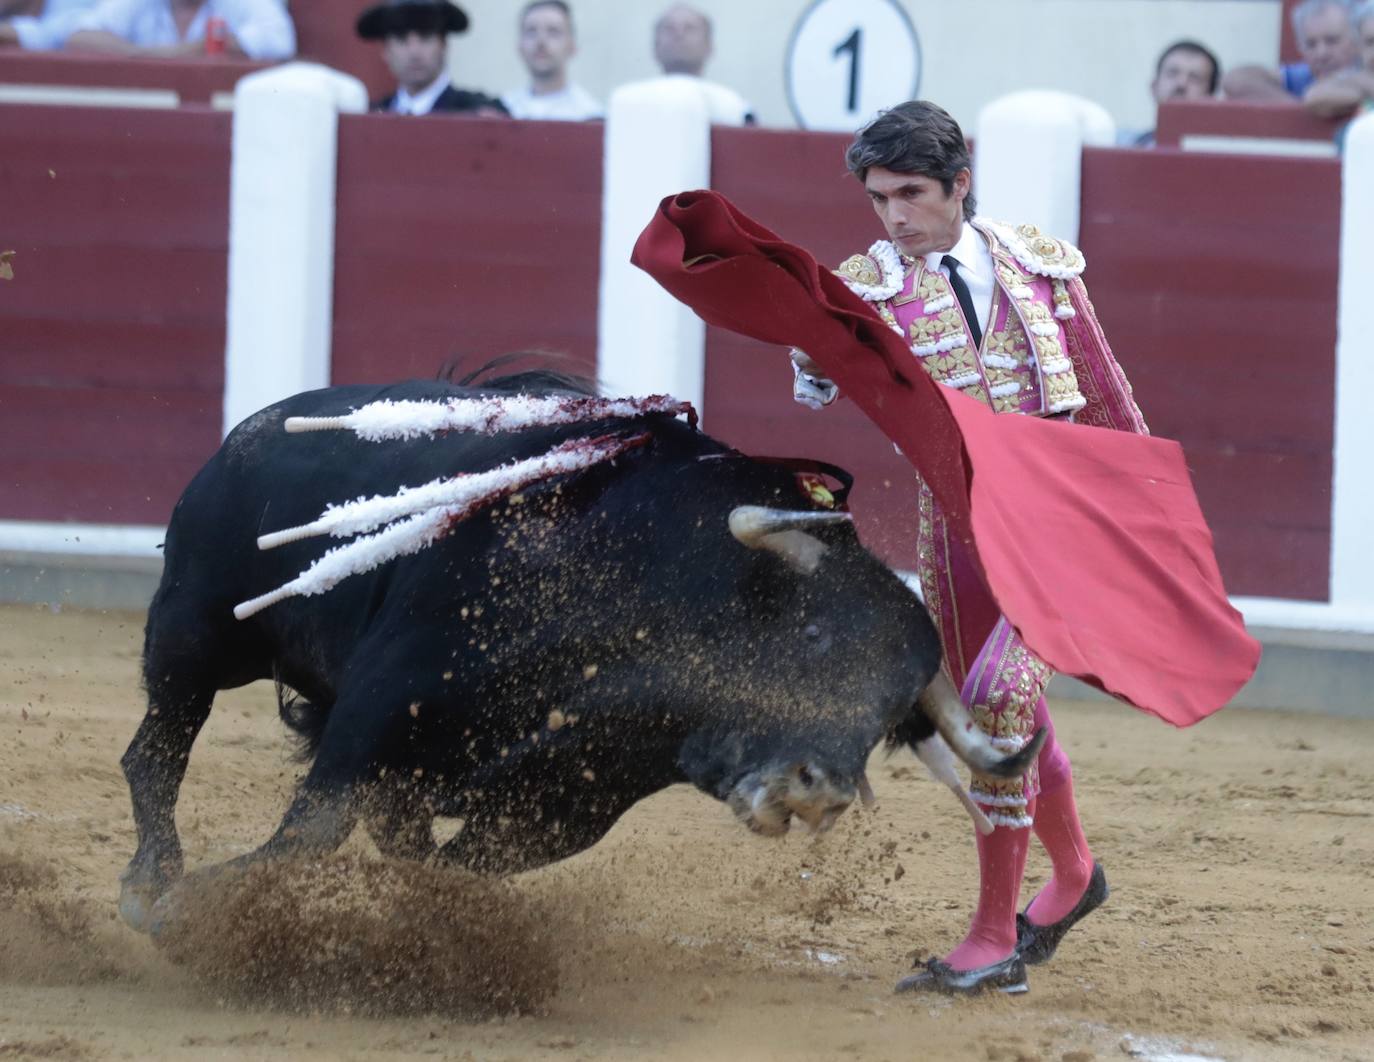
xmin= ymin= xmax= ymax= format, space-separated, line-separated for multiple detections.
xmin=1222 ymin=0 xmax=1357 ymax=101
xmin=356 ymin=0 xmax=506 ymax=117
xmin=1305 ymin=0 xmax=1374 ymax=117
xmin=65 ymin=0 xmax=294 ymax=60
xmin=652 ymin=3 xmax=755 ymax=125
xmin=1 ymin=0 xmax=95 ymax=50
xmin=501 ymin=1 xmax=601 ymax=121
xmin=1119 ymin=40 xmax=1221 ymax=147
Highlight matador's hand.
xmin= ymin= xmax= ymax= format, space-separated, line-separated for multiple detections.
xmin=789 ymin=348 xmax=838 ymax=410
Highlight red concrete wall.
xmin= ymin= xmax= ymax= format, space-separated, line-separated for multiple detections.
xmin=0 ymin=106 xmax=229 ymax=525
xmin=1079 ymin=145 xmax=1338 ymax=601
xmin=329 ymin=114 xmax=602 ymax=385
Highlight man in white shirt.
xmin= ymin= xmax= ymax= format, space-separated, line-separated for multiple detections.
xmin=65 ymin=0 xmax=294 ymax=60
xmin=0 ymin=0 xmax=96 ymax=50
xmin=501 ymin=0 xmax=602 ymax=121
xmin=356 ymin=0 xmax=506 ymax=117
xmin=651 ymin=2 xmax=754 ymax=125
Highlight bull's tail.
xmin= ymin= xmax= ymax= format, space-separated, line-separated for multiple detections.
xmin=275 ymin=675 xmax=327 ymax=760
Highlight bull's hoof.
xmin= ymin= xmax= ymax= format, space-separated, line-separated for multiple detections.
xmin=118 ymin=859 xmax=179 ymax=933
xmin=118 ymin=881 xmax=161 ymax=933
xmin=894 ymin=954 xmax=1028 ymax=996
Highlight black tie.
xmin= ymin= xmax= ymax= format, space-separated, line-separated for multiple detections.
xmin=941 ymin=255 xmax=983 ymax=350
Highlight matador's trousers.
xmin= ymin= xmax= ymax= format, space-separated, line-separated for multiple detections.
xmin=916 ymin=485 xmax=1072 ymax=827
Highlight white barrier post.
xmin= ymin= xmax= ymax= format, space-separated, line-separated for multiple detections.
xmin=973 ymin=91 xmax=1115 ymax=242
xmin=597 ymin=79 xmax=711 ymax=416
xmin=222 ymin=63 xmax=367 ymax=438
xmin=1330 ymin=112 xmax=1374 ymax=612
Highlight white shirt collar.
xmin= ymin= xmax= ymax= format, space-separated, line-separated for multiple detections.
xmin=923 ymin=221 xmax=988 ymax=281
xmin=394 ymin=74 xmax=452 ymax=116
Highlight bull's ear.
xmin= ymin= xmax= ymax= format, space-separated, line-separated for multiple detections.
xmin=728 ymin=506 xmax=851 ymax=574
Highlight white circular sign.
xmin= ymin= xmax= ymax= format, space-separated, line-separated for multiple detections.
xmin=785 ymin=0 xmax=922 ymax=132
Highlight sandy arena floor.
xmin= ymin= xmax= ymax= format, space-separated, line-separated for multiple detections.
xmin=1 ymin=603 xmax=1370 ymax=1062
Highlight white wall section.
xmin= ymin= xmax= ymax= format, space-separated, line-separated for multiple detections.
xmin=221 ymin=62 xmax=367 ymax=438
xmin=597 ymin=78 xmax=711 ymax=416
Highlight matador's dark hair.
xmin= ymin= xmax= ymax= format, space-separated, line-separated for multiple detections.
xmin=844 ymin=100 xmax=976 ymax=220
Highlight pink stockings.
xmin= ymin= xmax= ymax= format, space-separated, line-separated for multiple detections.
xmin=942 ymin=798 xmax=1036 ymax=970
xmin=1024 ymin=772 xmax=1095 ymax=927
xmin=942 ymin=701 xmax=1095 ymax=971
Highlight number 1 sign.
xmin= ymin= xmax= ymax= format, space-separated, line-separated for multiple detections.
xmin=785 ymin=0 xmax=922 ymax=131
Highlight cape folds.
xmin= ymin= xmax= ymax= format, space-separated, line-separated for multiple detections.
xmin=630 ymin=190 xmax=1260 ymax=726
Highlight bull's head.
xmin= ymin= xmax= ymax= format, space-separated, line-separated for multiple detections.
xmin=720 ymin=505 xmax=1045 ymax=837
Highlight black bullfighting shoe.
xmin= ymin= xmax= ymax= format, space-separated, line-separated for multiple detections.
xmin=1016 ymin=861 xmax=1109 ymax=966
xmin=893 ymin=953 xmax=1029 ymax=996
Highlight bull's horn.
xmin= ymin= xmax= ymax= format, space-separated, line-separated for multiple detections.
xmin=728 ymin=506 xmax=852 ymax=542
xmin=917 ymin=670 xmax=1047 ymax=780
xmin=728 ymin=506 xmax=851 ymax=575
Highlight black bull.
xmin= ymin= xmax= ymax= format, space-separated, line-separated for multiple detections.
xmin=119 ymin=374 xmax=1042 ymax=931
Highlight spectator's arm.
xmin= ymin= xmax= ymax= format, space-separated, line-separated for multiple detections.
xmin=65 ymin=27 xmax=141 ymax=53
xmin=1304 ymin=70 xmax=1374 ymax=117
xmin=1221 ymin=65 xmax=1293 ymax=101
xmin=225 ymin=0 xmax=295 ymax=61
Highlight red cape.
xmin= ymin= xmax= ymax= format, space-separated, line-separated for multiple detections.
xmin=631 ymin=190 xmax=1260 ymax=726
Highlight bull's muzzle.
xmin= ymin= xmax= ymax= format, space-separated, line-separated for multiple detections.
xmin=727 ymin=762 xmax=871 ymax=837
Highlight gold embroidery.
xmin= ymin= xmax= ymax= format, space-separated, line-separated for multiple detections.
xmin=836 ymin=253 xmax=880 ymax=287
xmin=916 ymin=271 xmax=951 ymax=305
xmin=995 ymin=259 xmax=1030 ymax=289
xmin=1023 ymin=301 xmax=1055 ymax=328
xmin=924 ymin=345 xmax=979 ymax=383
xmin=968 ymin=638 xmax=1052 ymax=802
xmin=1013 ymin=224 xmax=1087 ymax=275
xmin=985 ymin=329 xmax=1028 ymax=364
xmin=909 ymin=308 xmax=965 ymax=347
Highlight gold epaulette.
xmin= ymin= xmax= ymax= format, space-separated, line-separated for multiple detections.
xmin=984 ymin=221 xmax=1086 ymax=280
xmin=831 ymin=241 xmax=906 ymax=301
xmin=834 ymin=253 xmax=882 ymax=288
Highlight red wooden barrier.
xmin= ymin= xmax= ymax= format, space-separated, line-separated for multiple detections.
xmin=705 ymin=125 xmax=923 ymax=569
xmin=0 ymin=107 xmax=1342 ymax=603
xmin=0 ymin=50 xmax=265 ymax=103
xmin=329 ymin=114 xmax=603 ymax=385
xmin=0 ymin=106 xmax=229 ymax=524
xmin=1079 ymin=145 xmax=1338 ymax=600
xmin=1156 ymin=98 xmax=1343 ymax=147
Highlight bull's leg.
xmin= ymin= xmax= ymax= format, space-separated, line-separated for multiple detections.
xmin=363 ymin=782 xmax=438 ymax=861
xmin=119 ymin=671 xmax=215 ymax=931
xmin=436 ymin=799 xmax=625 ymax=874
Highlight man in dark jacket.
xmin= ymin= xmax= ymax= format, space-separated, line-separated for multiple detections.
xmin=357 ymin=0 xmax=507 ymax=116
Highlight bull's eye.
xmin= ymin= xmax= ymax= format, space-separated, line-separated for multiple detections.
xmin=797 ymin=765 xmax=815 ymax=787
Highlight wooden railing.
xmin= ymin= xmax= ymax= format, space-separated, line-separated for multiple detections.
xmin=1156 ymin=98 xmax=1344 ymax=149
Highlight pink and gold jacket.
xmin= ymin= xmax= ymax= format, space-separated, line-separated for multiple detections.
xmin=834 ymin=219 xmax=1143 ymax=428
xmin=834 ymin=220 xmax=1148 ymax=821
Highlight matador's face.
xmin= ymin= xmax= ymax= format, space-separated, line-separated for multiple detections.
xmin=863 ymin=166 xmax=969 ymax=259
